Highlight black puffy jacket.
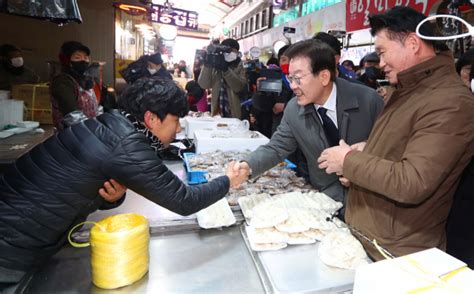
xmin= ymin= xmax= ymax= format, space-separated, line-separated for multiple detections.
xmin=0 ymin=110 xmax=229 ymax=271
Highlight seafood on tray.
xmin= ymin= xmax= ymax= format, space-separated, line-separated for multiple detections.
xmin=186 ymin=151 xmax=312 ymax=205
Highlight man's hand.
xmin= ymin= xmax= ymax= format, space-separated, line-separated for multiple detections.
xmin=256 ymin=77 xmax=266 ymax=90
xmin=339 ymin=177 xmax=351 ymax=188
xmin=350 ymin=141 xmax=366 ymax=152
xmin=317 ymin=139 xmax=352 ymax=175
xmin=214 ymin=55 xmax=228 ymax=72
xmin=99 ymin=179 xmax=126 ymax=203
xmin=272 ymin=102 xmax=285 ymax=114
xmin=226 ymin=161 xmax=250 ymax=188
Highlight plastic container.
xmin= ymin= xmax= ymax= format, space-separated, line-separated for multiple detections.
xmin=182 ymin=152 xmax=208 ymax=184
xmin=16 ymin=121 xmax=40 ymax=128
xmin=183 ymin=152 xmax=296 ymax=185
xmin=0 ymin=90 xmax=10 ymax=100
xmin=194 ymin=129 xmax=269 ymax=154
xmin=184 ymin=117 xmax=249 ymax=137
xmin=0 ymin=99 xmax=24 ymax=129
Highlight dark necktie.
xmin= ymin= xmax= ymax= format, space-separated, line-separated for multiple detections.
xmin=317 ymin=107 xmax=339 ymax=147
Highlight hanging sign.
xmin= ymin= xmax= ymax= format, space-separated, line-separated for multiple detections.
xmin=345 ymin=0 xmax=439 ymax=32
xmin=150 ymin=4 xmax=198 ymax=30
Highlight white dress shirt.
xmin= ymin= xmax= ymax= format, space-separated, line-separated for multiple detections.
xmin=314 ymin=82 xmax=338 ymax=128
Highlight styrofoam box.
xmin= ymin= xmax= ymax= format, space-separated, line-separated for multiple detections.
xmin=194 ymin=129 xmax=270 ymax=153
xmin=184 ymin=117 xmax=246 ymax=137
xmin=17 ymin=121 xmax=40 ymax=128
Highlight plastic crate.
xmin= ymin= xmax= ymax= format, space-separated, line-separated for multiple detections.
xmin=183 ymin=152 xmax=297 ymax=185
xmin=183 ymin=152 xmax=209 ymax=185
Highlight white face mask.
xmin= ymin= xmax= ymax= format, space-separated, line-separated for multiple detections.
xmin=148 ymin=68 xmax=157 ymax=75
xmin=471 ymin=79 xmax=474 ymax=93
xmin=11 ymin=57 xmax=24 ymax=68
xmin=224 ymin=52 xmax=238 ymax=63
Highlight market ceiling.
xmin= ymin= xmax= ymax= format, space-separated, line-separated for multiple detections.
xmin=151 ymin=0 xmax=242 ymax=27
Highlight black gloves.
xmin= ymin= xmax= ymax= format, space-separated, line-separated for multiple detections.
xmin=214 ymin=55 xmax=228 ymax=72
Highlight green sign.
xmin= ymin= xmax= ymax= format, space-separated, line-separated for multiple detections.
xmin=302 ymin=0 xmax=341 ymax=16
xmin=273 ymin=6 xmax=299 ymax=27
xmin=223 ymin=27 xmax=230 ymax=36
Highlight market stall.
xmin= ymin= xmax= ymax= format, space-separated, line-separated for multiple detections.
xmin=19 ymin=159 xmax=358 ymax=293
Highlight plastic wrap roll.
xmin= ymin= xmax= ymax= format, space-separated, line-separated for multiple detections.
xmin=89 ymin=213 xmax=150 ymax=289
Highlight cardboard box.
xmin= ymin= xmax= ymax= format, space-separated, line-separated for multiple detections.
xmin=353 ymin=248 xmax=474 ymax=293
xmin=194 ymin=130 xmax=269 ymax=153
xmin=11 ymin=84 xmax=52 ymax=124
xmin=25 ymin=109 xmax=53 ymax=125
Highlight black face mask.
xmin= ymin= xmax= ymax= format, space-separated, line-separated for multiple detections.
xmin=365 ymin=66 xmax=382 ymax=80
xmin=70 ymin=60 xmax=89 ymax=76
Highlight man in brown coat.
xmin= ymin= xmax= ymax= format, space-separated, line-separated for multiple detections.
xmin=318 ymin=7 xmax=474 ymax=260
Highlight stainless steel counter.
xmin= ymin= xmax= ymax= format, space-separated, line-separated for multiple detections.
xmin=20 ymin=160 xmax=356 ymax=293
xmin=22 ymin=226 xmax=264 ymax=293
xmin=241 ymin=226 xmax=355 ymax=293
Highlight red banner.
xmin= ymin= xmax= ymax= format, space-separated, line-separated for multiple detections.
xmin=346 ymin=0 xmax=440 ymax=32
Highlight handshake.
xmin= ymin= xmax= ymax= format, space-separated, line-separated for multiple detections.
xmin=225 ymin=161 xmax=251 ymax=188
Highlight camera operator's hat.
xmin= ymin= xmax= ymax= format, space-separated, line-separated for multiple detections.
xmin=221 ymin=38 xmax=239 ymax=51
xmin=148 ymin=52 xmax=163 ymax=65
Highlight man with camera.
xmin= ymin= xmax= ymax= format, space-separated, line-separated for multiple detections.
xmin=198 ymin=38 xmax=247 ymax=118
xmin=238 ymin=39 xmax=383 ymax=213
xmin=251 ymin=45 xmax=292 ymax=138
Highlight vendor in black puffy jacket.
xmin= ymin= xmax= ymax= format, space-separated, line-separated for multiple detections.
xmin=0 ymin=77 xmax=246 ymax=289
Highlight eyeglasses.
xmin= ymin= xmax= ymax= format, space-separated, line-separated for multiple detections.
xmin=286 ymin=72 xmax=313 ymax=85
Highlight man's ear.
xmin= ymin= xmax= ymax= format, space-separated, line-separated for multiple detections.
xmin=143 ymin=111 xmax=154 ymax=129
xmin=319 ymin=69 xmax=332 ymax=86
xmin=406 ymin=32 xmax=422 ymax=54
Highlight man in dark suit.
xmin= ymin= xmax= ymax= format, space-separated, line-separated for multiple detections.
xmin=239 ymin=39 xmax=384 ymax=208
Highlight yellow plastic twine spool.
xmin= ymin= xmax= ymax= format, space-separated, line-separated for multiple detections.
xmin=68 ymin=213 xmax=150 ymax=289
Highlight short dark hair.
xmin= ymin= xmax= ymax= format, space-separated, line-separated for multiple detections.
xmin=185 ymin=80 xmax=204 ymax=98
xmin=369 ymin=6 xmax=445 ymax=50
xmin=313 ymin=32 xmax=342 ymax=56
xmin=278 ymin=45 xmax=290 ymax=59
xmin=118 ymin=77 xmax=188 ymax=121
xmin=285 ymin=39 xmax=336 ymax=81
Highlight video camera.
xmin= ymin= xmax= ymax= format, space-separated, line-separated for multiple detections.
xmin=205 ymin=44 xmax=232 ymax=68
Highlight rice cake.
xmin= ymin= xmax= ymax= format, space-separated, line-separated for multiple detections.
xmin=287 ymin=232 xmax=316 ymax=245
xmin=318 ymin=231 xmax=369 ymax=270
xmin=245 ymin=226 xmax=289 ymax=244
xmin=250 ymin=201 xmax=288 ymax=228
